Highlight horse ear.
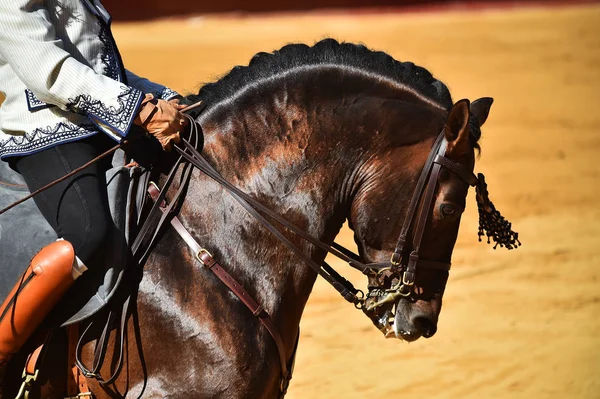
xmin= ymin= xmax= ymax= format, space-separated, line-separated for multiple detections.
xmin=444 ymin=99 xmax=470 ymax=157
xmin=470 ymin=97 xmax=493 ymax=127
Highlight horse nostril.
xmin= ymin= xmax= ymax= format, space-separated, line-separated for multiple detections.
xmin=412 ymin=316 xmax=438 ymax=338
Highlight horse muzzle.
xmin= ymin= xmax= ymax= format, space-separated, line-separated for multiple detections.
xmin=362 ymin=283 xmax=440 ymax=341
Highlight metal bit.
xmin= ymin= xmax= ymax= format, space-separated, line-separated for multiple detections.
xmin=365 ymin=290 xmax=403 ymax=311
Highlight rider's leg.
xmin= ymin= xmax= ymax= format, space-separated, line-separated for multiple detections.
xmin=0 ymin=241 xmax=81 ymax=370
xmin=0 ymin=133 xmax=114 ymax=375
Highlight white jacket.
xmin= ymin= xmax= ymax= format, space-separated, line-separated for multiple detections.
xmin=0 ymin=0 xmax=178 ymax=160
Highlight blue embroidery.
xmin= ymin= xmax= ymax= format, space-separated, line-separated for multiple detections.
xmin=157 ymin=87 xmax=179 ymax=101
xmin=25 ymin=89 xmax=53 ymax=112
xmin=0 ymin=122 xmax=97 ymax=160
xmin=67 ymin=86 xmax=143 ymax=136
xmin=98 ymin=25 xmax=120 ymax=81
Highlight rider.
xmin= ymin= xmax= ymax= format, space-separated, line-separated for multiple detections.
xmin=0 ymin=0 xmax=187 ymax=379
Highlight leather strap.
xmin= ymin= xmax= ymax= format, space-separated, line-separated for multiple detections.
xmin=67 ymin=325 xmax=90 ymax=398
xmin=135 ymin=94 xmax=159 ymax=126
xmin=434 ymin=155 xmax=478 ymax=186
xmin=147 ymin=184 xmax=291 ymax=381
xmin=74 ymin=296 xmax=131 ymax=386
xmin=198 ymin=251 xmax=289 ymax=379
xmin=24 ymin=344 xmax=43 ymax=376
xmin=17 ymin=341 xmax=45 ymax=399
xmin=174 ymin=130 xmax=362 ymax=303
xmin=391 ymin=132 xmax=446 ymax=265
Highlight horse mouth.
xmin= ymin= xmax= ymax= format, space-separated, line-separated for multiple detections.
xmin=364 ymin=299 xmax=422 ymax=342
xmin=392 ymin=306 xmax=422 ymax=342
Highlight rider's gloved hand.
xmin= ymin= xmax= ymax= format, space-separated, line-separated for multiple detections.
xmin=134 ymin=93 xmax=188 ymax=151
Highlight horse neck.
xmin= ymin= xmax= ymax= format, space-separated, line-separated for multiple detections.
xmin=179 ymin=77 xmax=446 ymax=339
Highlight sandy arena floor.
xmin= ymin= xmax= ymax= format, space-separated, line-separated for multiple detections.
xmin=112 ymin=4 xmax=600 ymax=398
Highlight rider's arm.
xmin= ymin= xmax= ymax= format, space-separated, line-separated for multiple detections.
xmin=0 ymin=0 xmax=143 ymax=141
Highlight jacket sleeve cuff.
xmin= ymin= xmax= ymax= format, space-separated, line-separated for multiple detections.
xmin=25 ymin=89 xmax=54 ymax=112
xmin=68 ymin=86 xmax=144 ymax=141
xmin=157 ymin=87 xmax=180 ymax=101
xmin=124 ymin=70 xmax=180 ymax=101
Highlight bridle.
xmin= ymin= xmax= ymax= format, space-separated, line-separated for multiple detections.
xmin=361 ymin=131 xmax=479 ymax=312
xmin=170 ymin=122 xmax=479 ymax=310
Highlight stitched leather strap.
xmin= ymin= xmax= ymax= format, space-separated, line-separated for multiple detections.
xmin=198 ymin=251 xmax=289 ymax=379
xmin=391 ymin=132 xmax=446 ymax=265
xmin=147 ymin=184 xmax=290 ymax=381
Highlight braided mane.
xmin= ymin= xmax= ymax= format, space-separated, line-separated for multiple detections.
xmin=187 ymin=38 xmax=453 ymax=112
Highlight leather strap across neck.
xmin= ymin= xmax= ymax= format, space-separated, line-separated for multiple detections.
xmin=391 ymin=132 xmax=446 ymax=265
xmin=170 ymin=122 xmax=478 ymax=300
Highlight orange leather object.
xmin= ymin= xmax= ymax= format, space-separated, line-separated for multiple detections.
xmin=0 ymin=240 xmax=76 ymax=356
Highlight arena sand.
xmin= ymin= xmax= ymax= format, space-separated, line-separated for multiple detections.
xmin=112 ymin=4 xmax=600 ymax=398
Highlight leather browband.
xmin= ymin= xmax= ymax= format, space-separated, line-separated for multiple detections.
xmin=434 ymin=155 xmax=478 ymax=187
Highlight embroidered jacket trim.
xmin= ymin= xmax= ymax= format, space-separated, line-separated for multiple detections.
xmin=25 ymin=89 xmax=54 ymax=112
xmin=0 ymin=122 xmax=98 ymax=159
xmin=67 ymin=86 xmax=144 ymax=138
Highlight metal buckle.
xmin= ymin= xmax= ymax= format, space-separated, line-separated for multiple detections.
xmin=402 ymin=271 xmax=415 ymax=286
xmin=15 ymin=368 xmax=38 ymax=399
xmin=390 ymin=252 xmax=402 ymax=266
xmin=398 ymin=284 xmax=413 ymax=297
xmin=196 ymin=248 xmax=212 ymax=265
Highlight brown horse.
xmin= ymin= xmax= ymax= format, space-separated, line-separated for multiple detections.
xmin=4 ymin=39 xmax=517 ymax=398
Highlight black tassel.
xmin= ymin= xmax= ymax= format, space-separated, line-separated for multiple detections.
xmin=475 ymin=173 xmax=521 ymax=250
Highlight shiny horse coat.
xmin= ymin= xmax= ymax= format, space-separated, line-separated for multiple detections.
xmin=2 ymin=39 xmax=512 ymax=398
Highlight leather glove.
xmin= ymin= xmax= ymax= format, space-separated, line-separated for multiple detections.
xmin=168 ymin=97 xmax=187 ymax=110
xmin=134 ymin=93 xmax=188 ymax=151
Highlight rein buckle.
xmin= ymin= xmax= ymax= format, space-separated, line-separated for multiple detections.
xmin=402 ymin=271 xmax=415 ymax=286
xmin=196 ymin=248 xmax=213 ymax=265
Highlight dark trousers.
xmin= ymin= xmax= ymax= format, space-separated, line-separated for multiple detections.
xmin=12 ymin=134 xmax=115 ymax=266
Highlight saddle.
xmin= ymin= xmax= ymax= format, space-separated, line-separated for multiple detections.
xmin=0 ymin=149 xmax=143 ymax=326
xmin=0 ymin=147 xmax=159 ymax=397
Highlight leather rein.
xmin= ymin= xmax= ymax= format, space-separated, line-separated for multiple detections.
xmin=173 ymin=120 xmax=478 ymax=303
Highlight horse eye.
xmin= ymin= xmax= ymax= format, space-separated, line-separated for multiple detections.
xmin=440 ymin=204 xmax=457 ymax=217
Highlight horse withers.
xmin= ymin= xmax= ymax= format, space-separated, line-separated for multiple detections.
xmin=2 ymin=39 xmax=518 ymax=398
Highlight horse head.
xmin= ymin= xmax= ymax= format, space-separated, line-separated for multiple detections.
xmin=351 ymin=97 xmax=499 ymax=341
